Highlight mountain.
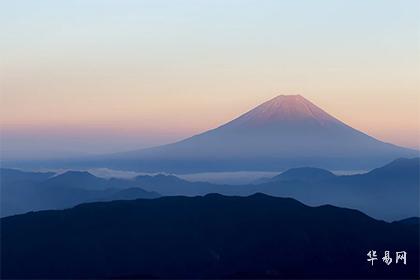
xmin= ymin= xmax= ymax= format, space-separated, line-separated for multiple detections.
xmin=0 ymin=168 xmax=54 ymax=184
xmin=2 ymin=158 xmax=418 ymax=220
xmin=2 ymin=194 xmax=418 ymax=279
xmin=271 ymin=167 xmax=336 ymax=182
xmin=133 ymin=174 xmax=226 ymax=196
xmin=98 ymin=95 xmax=417 ymax=173
xmin=357 ymin=157 xmax=420 ymax=184
xmin=395 ymin=217 xmax=420 ymax=225
xmin=0 ymin=169 xmax=160 ymax=217
xmin=106 ymin=187 xmax=160 ymax=201
xmin=123 ymin=158 xmax=420 ymax=221
xmin=42 ymin=171 xmax=109 ymax=190
xmin=253 ymin=158 xmax=420 ymax=221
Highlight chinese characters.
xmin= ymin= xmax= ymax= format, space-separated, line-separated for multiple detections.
xmin=367 ymin=250 xmax=407 ymax=266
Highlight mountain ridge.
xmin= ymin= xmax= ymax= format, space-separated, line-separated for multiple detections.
xmin=0 ymin=168 xmax=161 ymax=217
xmin=1 ymin=158 xmax=418 ymax=220
xmin=2 ymin=193 xmax=418 ymax=279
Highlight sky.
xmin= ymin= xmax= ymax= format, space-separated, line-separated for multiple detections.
xmin=1 ymin=0 xmax=419 ymax=159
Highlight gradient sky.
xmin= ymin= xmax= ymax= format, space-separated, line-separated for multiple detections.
xmin=1 ymin=0 xmax=419 ymax=159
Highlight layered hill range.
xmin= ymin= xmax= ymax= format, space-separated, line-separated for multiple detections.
xmin=1 ymin=158 xmax=419 ymax=220
xmin=104 ymin=95 xmax=416 ymax=172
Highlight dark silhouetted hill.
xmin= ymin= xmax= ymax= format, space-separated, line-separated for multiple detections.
xmin=1 ymin=194 xmax=418 ymax=279
xmin=395 ymin=217 xmax=420 ymax=225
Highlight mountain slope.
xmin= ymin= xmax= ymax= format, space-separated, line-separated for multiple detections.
xmin=0 ymin=168 xmax=54 ymax=185
xmin=271 ymin=167 xmax=336 ymax=182
xmin=42 ymin=171 xmax=109 ymax=190
xmin=254 ymin=158 xmax=420 ymax=220
xmin=0 ymin=169 xmax=160 ymax=217
xmin=104 ymin=95 xmax=416 ymax=172
xmin=1 ymin=194 xmax=418 ymax=279
xmin=125 ymin=158 xmax=420 ymax=221
xmin=2 ymin=158 xmax=418 ymax=220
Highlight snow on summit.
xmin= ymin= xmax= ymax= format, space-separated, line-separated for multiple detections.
xmin=225 ymin=94 xmax=341 ymax=128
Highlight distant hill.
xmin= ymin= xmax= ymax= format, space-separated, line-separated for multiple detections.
xmin=1 ymin=158 xmax=418 ymax=220
xmin=354 ymin=157 xmax=420 ymax=184
xmin=271 ymin=167 xmax=336 ymax=182
xmin=0 ymin=168 xmax=54 ymax=184
xmin=0 ymin=169 xmax=160 ymax=217
xmin=1 ymin=194 xmax=418 ymax=279
xmin=107 ymin=187 xmax=160 ymax=201
xmin=252 ymin=158 xmax=420 ymax=221
xmin=42 ymin=171 xmax=108 ymax=190
xmin=134 ymin=174 xmax=226 ymax=196
xmin=131 ymin=158 xmax=420 ymax=221
xmin=395 ymin=217 xmax=420 ymax=225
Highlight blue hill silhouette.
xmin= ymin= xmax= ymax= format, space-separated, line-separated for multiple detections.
xmin=1 ymin=193 xmax=418 ymax=279
xmin=1 ymin=158 xmax=418 ymax=220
